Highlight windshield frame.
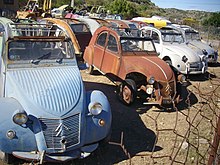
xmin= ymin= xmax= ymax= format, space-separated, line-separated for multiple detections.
xmin=120 ymin=37 xmax=157 ymax=55
xmin=7 ymin=37 xmax=76 ymax=66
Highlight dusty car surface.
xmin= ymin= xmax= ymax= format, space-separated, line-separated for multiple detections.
xmin=180 ymin=25 xmax=218 ymax=64
xmin=141 ymin=26 xmax=208 ymax=75
xmin=0 ymin=18 xmax=111 ymax=163
xmin=84 ymin=26 xmax=184 ymax=106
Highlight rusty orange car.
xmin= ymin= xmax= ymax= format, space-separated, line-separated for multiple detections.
xmin=84 ymin=26 xmax=185 ymax=106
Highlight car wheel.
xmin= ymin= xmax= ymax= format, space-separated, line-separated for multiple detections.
xmin=0 ymin=151 xmax=14 ymax=164
xmin=117 ymin=79 xmax=137 ymax=105
xmin=85 ymin=63 xmax=94 ymax=75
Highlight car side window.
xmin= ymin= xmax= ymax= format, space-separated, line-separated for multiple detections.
xmin=107 ymin=34 xmax=118 ymax=52
xmin=96 ymin=32 xmax=107 ymax=47
xmin=142 ymin=30 xmax=151 ymax=38
xmin=151 ymin=31 xmax=160 ymax=44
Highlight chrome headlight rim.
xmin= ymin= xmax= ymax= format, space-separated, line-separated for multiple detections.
xmin=177 ymin=74 xmax=186 ymax=83
xmin=202 ymin=49 xmax=208 ymax=55
xmin=182 ymin=55 xmax=188 ymax=63
xmin=88 ymin=102 xmax=103 ymax=116
xmin=12 ymin=110 xmax=28 ymax=125
xmin=147 ymin=76 xmax=155 ymax=85
xmin=146 ymin=85 xmax=154 ymax=95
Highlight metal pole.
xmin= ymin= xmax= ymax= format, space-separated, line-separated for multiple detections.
xmin=208 ymin=114 xmax=220 ymax=165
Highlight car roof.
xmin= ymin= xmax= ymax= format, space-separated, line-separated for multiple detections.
xmin=95 ymin=26 xmax=152 ymax=40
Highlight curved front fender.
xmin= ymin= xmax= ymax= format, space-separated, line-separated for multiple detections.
xmin=84 ymin=90 xmax=112 ymax=144
xmin=0 ymin=98 xmax=37 ymax=153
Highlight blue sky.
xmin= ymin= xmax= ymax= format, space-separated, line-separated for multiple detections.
xmin=150 ymin=0 xmax=220 ymax=12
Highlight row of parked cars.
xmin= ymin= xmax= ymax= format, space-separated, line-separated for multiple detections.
xmin=0 ymin=15 xmax=218 ymax=163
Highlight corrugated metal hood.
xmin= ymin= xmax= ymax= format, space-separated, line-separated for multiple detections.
xmin=6 ymin=66 xmax=83 ymax=117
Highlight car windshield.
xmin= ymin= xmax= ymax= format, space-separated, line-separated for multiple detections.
xmin=121 ymin=38 xmax=155 ymax=52
xmin=161 ymin=30 xmax=184 ymax=43
xmin=8 ymin=40 xmax=74 ymax=61
xmin=185 ymin=31 xmax=200 ymax=41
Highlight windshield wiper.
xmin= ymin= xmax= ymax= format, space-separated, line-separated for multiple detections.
xmin=31 ymin=52 xmax=51 ymax=65
xmin=55 ymin=50 xmax=65 ymax=64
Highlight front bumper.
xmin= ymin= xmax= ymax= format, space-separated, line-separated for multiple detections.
xmin=12 ymin=143 xmax=98 ymax=163
xmin=185 ymin=61 xmax=207 ymax=74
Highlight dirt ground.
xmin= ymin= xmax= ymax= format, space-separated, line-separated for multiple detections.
xmin=67 ymin=61 xmax=220 ymax=165
xmin=3 ymin=61 xmax=220 ymax=165
xmin=76 ymin=62 xmax=220 ymax=165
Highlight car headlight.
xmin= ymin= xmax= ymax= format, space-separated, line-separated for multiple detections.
xmin=202 ymin=49 xmax=208 ymax=55
xmin=88 ymin=102 xmax=103 ymax=115
xmin=177 ymin=74 xmax=186 ymax=83
xmin=182 ymin=55 xmax=188 ymax=63
xmin=12 ymin=110 xmax=28 ymax=125
xmin=146 ymin=85 xmax=154 ymax=95
xmin=147 ymin=76 xmax=155 ymax=85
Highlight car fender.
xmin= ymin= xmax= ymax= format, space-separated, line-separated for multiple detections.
xmin=84 ymin=46 xmax=94 ymax=65
xmin=0 ymin=98 xmax=37 ymax=153
xmin=84 ymin=90 xmax=112 ymax=144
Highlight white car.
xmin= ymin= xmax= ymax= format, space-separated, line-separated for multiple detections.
xmin=140 ymin=26 xmax=208 ymax=75
xmin=178 ymin=25 xmax=218 ymax=63
xmin=51 ymin=5 xmax=69 ymax=18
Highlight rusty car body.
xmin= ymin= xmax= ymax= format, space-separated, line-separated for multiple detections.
xmin=0 ymin=17 xmax=111 ymax=163
xmin=84 ymin=26 xmax=184 ymax=106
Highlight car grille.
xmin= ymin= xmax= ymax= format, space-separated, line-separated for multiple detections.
xmin=208 ymin=54 xmax=215 ymax=59
xmin=189 ymin=62 xmax=202 ymax=69
xmin=39 ymin=114 xmax=80 ymax=150
xmin=159 ymin=81 xmax=175 ymax=97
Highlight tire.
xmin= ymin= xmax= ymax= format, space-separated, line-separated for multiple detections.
xmin=0 ymin=151 xmax=14 ymax=164
xmin=85 ymin=63 xmax=94 ymax=75
xmin=117 ymin=79 xmax=137 ymax=105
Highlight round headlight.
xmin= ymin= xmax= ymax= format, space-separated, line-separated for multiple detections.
xmin=88 ymin=102 xmax=103 ymax=115
xmin=147 ymin=76 xmax=155 ymax=85
xmin=202 ymin=49 xmax=208 ymax=55
xmin=178 ymin=74 xmax=186 ymax=83
xmin=13 ymin=110 xmax=28 ymax=125
xmin=182 ymin=55 xmax=188 ymax=63
xmin=146 ymin=85 xmax=154 ymax=95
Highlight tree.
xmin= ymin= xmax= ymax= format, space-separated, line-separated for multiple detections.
xmin=106 ymin=0 xmax=137 ymax=19
xmin=202 ymin=12 xmax=220 ymax=27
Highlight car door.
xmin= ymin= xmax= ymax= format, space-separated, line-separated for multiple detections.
xmin=101 ymin=33 xmax=120 ymax=76
xmin=93 ymin=32 xmax=108 ymax=69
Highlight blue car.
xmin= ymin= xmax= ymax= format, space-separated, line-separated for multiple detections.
xmin=0 ymin=17 xmax=112 ymax=163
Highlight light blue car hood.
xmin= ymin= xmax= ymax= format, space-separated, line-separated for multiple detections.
xmin=5 ymin=66 xmax=83 ymax=117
